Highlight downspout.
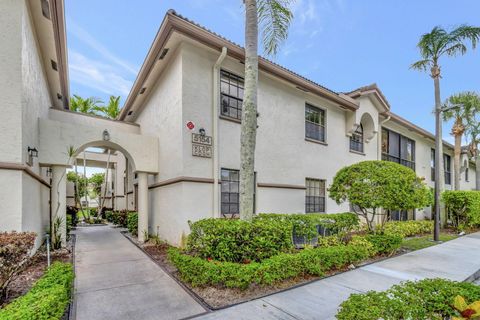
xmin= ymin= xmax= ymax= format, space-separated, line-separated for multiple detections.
xmin=213 ymin=47 xmax=227 ymax=218
xmin=378 ymin=115 xmax=391 ymax=160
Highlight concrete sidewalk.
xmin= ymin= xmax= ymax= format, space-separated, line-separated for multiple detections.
xmin=73 ymin=225 xmax=205 ymax=320
xmin=196 ymin=232 xmax=480 ymax=320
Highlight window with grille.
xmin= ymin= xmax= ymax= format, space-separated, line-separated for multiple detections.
xmin=350 ymin=124 xmax=364 ymax=152
xmin=431 ymin=149 xmax=452 ymax=184
xmin=305 ymin=104 xmax=326 ymax=142
xmin=381 ymin=128 xmax=415 ymax=170
xmin=221 ymin=169 xmax=239 ymax=217
xmin=305 ymin=178 xmax=325 ymax=213
xmin=220 ymin=70 xmax=244 ymax=120
xmin=388 ymin=209 xmax=415 ymax=221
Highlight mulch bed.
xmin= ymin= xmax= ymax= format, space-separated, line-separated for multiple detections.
xmin=128 ymin=234 xmax=391 ymax=309
xmin=1 ymin=242 xmax=73 ymax=308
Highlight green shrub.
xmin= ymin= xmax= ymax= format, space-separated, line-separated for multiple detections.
xmin=105 ymin=210 xmax=114 ymax=222
xmin=127 ymin=212 xmax=138 ymax=236
xmin=186 ymin=218 xmax=292 ymax=262
xmin=383 ymin=220 xmax=434 ymax=238
xmin=329 ymin=161 xmax=432 ymax=232
xmin=442 ymin=190 xmax=480 ymax=230
xmin=0 ymin=262 xmax=74 ymax=320
xmin=256 ymin=212 xmax=359 ymax=240
xmin=363 ymin=233 xmax=402 ymax=255
xmin=109 ymin=210 xmax=128 ymax=228
xmin=337 ymin=278 xmax=480 ymax=320
xmin=169 ymin=240 xmax=372 ymax=289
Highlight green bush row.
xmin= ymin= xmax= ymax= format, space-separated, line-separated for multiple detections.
xmin=127 ymin=212 xmax=138 ymax=236
xmin=255 ymin=212 xmax=359 ymax=240
xmin=337 ymin=278 xmax=480 ymax=320
xmin=442 ymin=190 xmax=480 ymax=230
xmin=186 ymin=218 xmax=293 ymax=263
xmin=169 ymin=234 xmax=400 ymax=290
xmin=106 ymin=210 xmax=137 ymax=228
xmin=383 ymin=220 xmax=433 ymax=238
xmin=0 ymin=262 xmax=74 ymax=320
xmin=363 ymin=234 xmax=402 ymax=255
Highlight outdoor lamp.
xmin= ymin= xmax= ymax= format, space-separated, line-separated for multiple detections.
xmin=103 ymin=129 xmax=110 ymax=141
xmin=199 ymin=128 xmax=206 ymax=136
xmin=27 ymin=146 xmax=38 ymax=166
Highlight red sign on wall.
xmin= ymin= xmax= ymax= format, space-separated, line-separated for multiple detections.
xmin=186 ymin=121 xmax=195 ymax=130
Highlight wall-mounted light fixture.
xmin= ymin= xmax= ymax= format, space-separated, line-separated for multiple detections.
xmin=46 ymin=167 xmax=52 ymax=177
xmin=27 ymin=146 xmax=38 ymax=166
xmin=199 ymin=128 xmax=206 ymax=136
xmin=102 ymin=130 xmax=110 ymax=141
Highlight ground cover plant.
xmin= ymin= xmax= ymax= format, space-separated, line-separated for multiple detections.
xmin=336 ymin=278 xmax=480 ymax=320
xmin=0 ymin=262 xmax=74 ymax=320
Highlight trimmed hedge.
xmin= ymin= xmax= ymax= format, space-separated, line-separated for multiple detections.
xmin=383 ymin=220 xmax=434 ymax=238
xmin=127 ymin=212 xmax=138 ymax=236
xmin=186 ymin=218 xmax=292 ymax=262
xmin=363 ymin=234 xmax=402 ymax=255
xmin=442 ymin=190 xmax=480 ymax=230
xmin=169 ymin=240 xmax=373 ymax=289
xmin=0 ymin=262 xmax=74 ymax=320
xmin=336 ymin=278 xmax=480 ymax=320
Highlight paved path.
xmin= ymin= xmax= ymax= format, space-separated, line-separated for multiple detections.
xmin=73 ymin=225 xmax=206 ymax=320
xmin=196 ymin=232 xmax=480 ymax=320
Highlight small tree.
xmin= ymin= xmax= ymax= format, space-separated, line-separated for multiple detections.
xmin=329 ymin=161 xmax=432 ymax=232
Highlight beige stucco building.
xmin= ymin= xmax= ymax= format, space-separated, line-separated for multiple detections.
xmin=0 ymin=2 xmax=477 ymax=247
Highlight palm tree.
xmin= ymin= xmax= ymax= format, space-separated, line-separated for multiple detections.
xmin=443 ymin=92 xmax=480 ymax=190
xmin=239 ymin=0 xmax=294 ymax=221
xmin=96 ymin=96 xmax=122 ymax=119
xmin=70 ymin=95 xmax=103 ymax=115
xmin=411 ymin=25 xmax=480 ymax=240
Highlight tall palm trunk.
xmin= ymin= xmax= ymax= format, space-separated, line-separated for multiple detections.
xmin=239 ymin=0 xmax=258 ymax=221
xmin=452 ymin=119 xmax=464 ymax=191
xmin=432 ymin=64 xmax=445 ymax=238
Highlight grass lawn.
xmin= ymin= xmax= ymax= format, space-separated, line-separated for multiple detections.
xmin=401 ymin=233 xmax=458 ymax=251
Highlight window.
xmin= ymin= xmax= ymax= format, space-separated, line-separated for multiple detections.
xmin=221 ymin=169 xmax=239 ymax=217
xmin=220 ymin=70 xmax=244 ymax=120
xmin=305 ymin=178 xmax=325 ymax=213
xmin=381 ymin=128 xmax=415 ymax=170
xmin=388 ymin=210 xmax=415 ymax=221
xmin=350 ymin=124 xmax=364 ymax=153
xmin=431 ymin=149 xmax=452 ymax=184
xmin=305 ymin=104 xmax=326 ymax=142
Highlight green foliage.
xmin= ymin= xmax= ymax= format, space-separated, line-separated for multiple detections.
xmin=363 ymin=234 xmax=402 ymax=255
xmin=257 ymin=0 xmax=294 ymax=56
xmin=337 ymin=278 xmax=480 ymax=320
xmin=0 ymin=262 xmax=74 ymax=320
xmin=66 ymin=171 xmax=88 ymax=198
xmin=105 ymin=210 xmax=114 ymax=223
xmin=107 ymin=210 xmax=128 ymax=228
xmin=70 ymin=95 xmax=103 ymax=115
xmin=383 ymin=220 xmax=434 ymax=238
xmin=88 ymin=173 xmax=104 ymax=196
xmin=186 ymin=218 xmax=293 ymax=263
xmin=443 ymin=190 xmax=480 ymax=230
xmin=401 ymin=233 xmax=457 ymax=251
xmin=256 ymin=212 xmax=359 ymax=240
xmin=127 ymin=212 xmax=138 ymax=236
xmin=329 ymin=161 xmax=432 ymax=231
xmin=169 ymin=240 xmax=372 ymax=290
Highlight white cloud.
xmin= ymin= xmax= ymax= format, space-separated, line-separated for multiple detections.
xmin=69 ymin=50 xmax=132 ymax=98
xmin=68 ymin=18 xmax=138 ymax=76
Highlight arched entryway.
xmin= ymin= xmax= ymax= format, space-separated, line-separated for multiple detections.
xmin=38 ymin=110 xmax=159 ymax=244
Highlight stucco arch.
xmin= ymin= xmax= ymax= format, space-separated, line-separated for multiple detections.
xmin=38 ymin=110 xmax=158 ymax=173
xmin=360 ymin=112 xmax=377 ymax=142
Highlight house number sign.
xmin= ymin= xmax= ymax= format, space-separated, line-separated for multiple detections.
xmin=192 ymin=133 xmax=213 ymax=158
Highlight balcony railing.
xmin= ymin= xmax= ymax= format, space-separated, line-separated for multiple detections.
xmin=382 ymin=153 xmax=415 ymax=171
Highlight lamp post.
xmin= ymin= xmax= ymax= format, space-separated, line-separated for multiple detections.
xmin=433 ymin=103 xmax=463 ymax=241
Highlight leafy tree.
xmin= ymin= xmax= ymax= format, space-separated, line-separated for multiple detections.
xmin=89 ymin=173 xmax=104 ymax=197
xmin=410 ymin=25 xmax=480 ymax=234
xmin=95 ymin=96 xmax=121 ymax=119
xmin=66 ymin=171 xmax=88 ymax=198
xmin=69 ymin=95 xmax=103 ymax=115
xmin=329 ymin=161 xmax=432 ymax=232
xmin=443 ymin=92 xmax=480 ymax=190
xmin=240 ymin=0 xmax=294 ymax=221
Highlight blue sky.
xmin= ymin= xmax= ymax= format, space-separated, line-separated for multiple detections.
xmin=66 ymin=0 xmax=480 ymax=144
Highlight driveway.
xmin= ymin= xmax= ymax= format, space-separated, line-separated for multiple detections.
xmin=73 ymin=225 xmax=206 ymax=320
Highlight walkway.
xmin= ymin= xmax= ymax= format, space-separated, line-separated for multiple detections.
xmin=73 ymin=225 xmax=205 ymax=320
xmin=196 ymin=232 xmax=480 ymax=320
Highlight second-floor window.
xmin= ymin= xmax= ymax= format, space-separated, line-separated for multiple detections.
xmin=431 ymin=149 xmax=452 ymax=185
xmin=305 ymin=178 xmax=325 ymax=213
xmin=305 ymin=104 xmax=326 ymax=142
xmin=381 ymin=128 xmax=415 ymax=170
xmin=350 ymin=124 xmax=364 ymax=153
xmin=220 ymin=70 xmax=244 ymax=120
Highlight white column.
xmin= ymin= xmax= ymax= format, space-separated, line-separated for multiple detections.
xmin=137 ymin=172 xmax=149 ymax=242
xmin=51 ymin=165 xmax=66 ymax=246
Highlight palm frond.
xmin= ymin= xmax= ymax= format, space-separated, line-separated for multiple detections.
xmin=417 ymin=26 xmax=447 ymax=60
xmin=258 ymin=0 xmax=294 ymax=56
xmin=443 ymin=43 xmax=467 ymax=57
xmin=449 ymin=25 xmax=480 ymax=50
xmin=410 ymin=59 xmax=431 ymax=72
